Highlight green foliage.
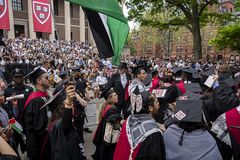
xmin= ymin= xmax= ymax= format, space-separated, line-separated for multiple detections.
xmin=235 ymin=0 xmax=240 ymax=12
xmin=210 ymin=23 xmax=240 ymax=53
xmin=126 ymin=0 xmax=230 ymax=31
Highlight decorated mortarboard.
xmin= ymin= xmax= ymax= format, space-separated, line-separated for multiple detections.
xmin=25 ymin=66 xmax=47 ymax=83
xmin=152 ymin=89 xmax=167 ymax=98
xmin=184 ymin=83 xmax=202 ymax=93
xmin=223 ymin=77 xmax=238 ymax=88
xmin=40 ymin=88 xmax=66 ymax=112
xmin=12 ymin=68 xmax=24 ymax=76
xmin=174 ymin=100 xmax=203 ymax=123
xmin=132 ymin=64 xmax=145 ymax=76
xmin=100 ymin=85 xmax=115 ymax=100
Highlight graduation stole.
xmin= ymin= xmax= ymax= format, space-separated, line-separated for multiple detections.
xmin=226 ymin=108 xmax=240 ymax=144
xmin=23 ymin=91 xmax=48 ymax=112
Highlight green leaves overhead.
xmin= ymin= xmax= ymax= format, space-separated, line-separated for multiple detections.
xmin=126 ymin=0 xmax=230 ymax=30
xmin=210 ymin=23 xmax=240 ymax=53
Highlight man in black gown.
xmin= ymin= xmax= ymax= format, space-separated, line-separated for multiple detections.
xmin=23 ymin=67 xmax=50 ymax=160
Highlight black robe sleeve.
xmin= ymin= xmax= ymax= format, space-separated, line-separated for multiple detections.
xmin=136 ymin=132 xmax=166 ymax=160
xmin=24 ymin=98 xmax=48 ymax=159
xmin=62 ymin=108 xmax=73 ymax=137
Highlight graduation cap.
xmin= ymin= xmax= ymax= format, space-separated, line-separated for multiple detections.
xmin=12 ymin=68 xmax=24 ymax=77
xmin=184 ymin=83 xmax=202 ymax=93
xmin=100 ymin=85 xmax=115 ymax=100
xmin=119 ymin=62 xmax=128 ymax=69
xmin=179 ymin=91 xmax=204 ymax=101
xmin=40 ymin=88 xmax=66 ymax=112
xmin=132 ymin=64 xmax=145 ymax=76
xmin=59 ymin=71 xmax=68 ymax=79
xmin=164 ymin=85 xmax=181 ymax=103
xmin=25 ymin=66 xmax=47 ymax=83
xmin=174 ymin=100 xmax=203 ymax=123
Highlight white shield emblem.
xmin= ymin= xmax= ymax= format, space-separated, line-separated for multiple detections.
xmin=0 ymin=0 xmax=7 ymax=19
xmin=33 ymin=1 xmax=51 ymax=24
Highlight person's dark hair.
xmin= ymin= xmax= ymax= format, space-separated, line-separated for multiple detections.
xmin=138 ymin=94 xmax=155 ymax=114
xmin=162 ymin=76 xmax=174 ymax=83
xmin=178 ymin=121 xmax=208 ymax=132
xmin=134 ymin=68 xmax=144 ymax=77
xmin=48 ymin=104 xmax=64 ymax=126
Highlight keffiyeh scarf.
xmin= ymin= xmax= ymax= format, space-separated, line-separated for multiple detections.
xmin=211 ymin=113 xmax=231 ymax=146
xmin=126 ymin=114 xmax=161 ymax=160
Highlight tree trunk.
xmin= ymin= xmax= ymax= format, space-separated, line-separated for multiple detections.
xmin=192 ymin=4 xmax=202 ymax=61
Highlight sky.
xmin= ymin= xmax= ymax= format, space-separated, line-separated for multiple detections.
xmin=122 ymin=4 xmax=138 ymax=30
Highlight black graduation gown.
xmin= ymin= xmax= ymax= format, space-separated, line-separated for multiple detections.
xmin=3 ymin=84 xmax=33 ymax=123
xmin=92 ymin=106 xmax=122 ymax=160
xmin=213 ymin=83 xmax=239 ymax=113
xmin=23 ymin=97 xmax=49 ymax=160
xmin=136 ymin=132 xmax=166 ymax=160
xmin=48 ymin=108 xmax=86 ymax=160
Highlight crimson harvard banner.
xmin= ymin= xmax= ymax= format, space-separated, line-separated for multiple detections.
xmin=0 ymin=0 xmax=10 ymax=30
xmin=32 ymin=0 xmax=52 ymax=33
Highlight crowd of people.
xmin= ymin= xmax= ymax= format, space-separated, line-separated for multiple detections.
xmin=0 ymin=37 xmax=240 ymax=160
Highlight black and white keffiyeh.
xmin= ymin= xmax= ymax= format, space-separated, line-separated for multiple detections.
xmin=211 ymin=113 xmax=231 ymax=146
xmin=126 ymin=114 xmax=161 ymax=160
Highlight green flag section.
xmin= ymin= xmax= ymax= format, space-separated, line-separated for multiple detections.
xmin=9 ymin=118 xmax=23 ymax=134
xmin=67 ymin=0 xmax=129 ymax=65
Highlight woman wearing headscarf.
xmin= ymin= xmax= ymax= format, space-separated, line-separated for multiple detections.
xmin=92 ymin=85 xmax=123 ymax=160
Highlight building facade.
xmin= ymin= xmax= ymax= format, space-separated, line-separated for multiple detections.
xmin=0 ymin=0 xmax=93 ymax=43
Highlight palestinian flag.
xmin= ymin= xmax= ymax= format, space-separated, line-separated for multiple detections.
xmin=67 ymin=0 xmax=129 ymax=65
xmin=9 ymin=118 xmax=23 ymax=134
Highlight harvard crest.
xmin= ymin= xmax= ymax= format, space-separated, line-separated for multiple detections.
xmin=0 ymin=0 xmax=7 ymax=19
xmin=33 ymin=0 xmax=51 ymax=24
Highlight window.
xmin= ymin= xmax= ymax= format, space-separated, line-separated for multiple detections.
xmin=12 ymin=0 xmax=23 ymax=11
xmin=53 ymin=0 xmax=58 ymax=15
xmin=70 ymin=3 xmax=74 ymax=18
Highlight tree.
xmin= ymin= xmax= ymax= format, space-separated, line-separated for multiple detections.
xmin=235 ymin=0 xmax=240 ymax=12
xmin=210 ymin=23 xmax=240 ymax=53
xmin=126 ymin=0 xmax=231 ymax=60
